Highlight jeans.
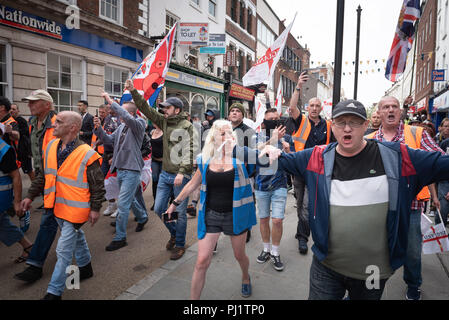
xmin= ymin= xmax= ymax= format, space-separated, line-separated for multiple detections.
xmin=151 ymin=160 xmax=162 ymax=182
xmin=254 ymin=188 xmax=288 ymax=219
xmin=0 ymin=209 xmax=24 ymax=246
xmin=436 ymin=181 xmax=449 ymax=227
xmin=293 ymin=175 xmax=309 ymax=242
xmin=403 ymin=209 xmax=422 ymax=289
xmin=309 ymin=256 xmax=388 ymax=300
xmin=113 ymin=170 xmax=148 ymax=241
xmin=154 ymin=170 xmax=190 ymax=248
xmin=47 ymin=218 xmax=91 ymax=296
xmin=27 ymin=209 xmax=58 ymax=268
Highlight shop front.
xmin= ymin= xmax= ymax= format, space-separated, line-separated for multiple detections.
xmin=430 ymin=89 xmax=449 ymax=130
xmin=0 ymin=3 xmax=147 ymax=115
xmin=164 ymin=64 xmax=225 ymax=120
xmin=227 ymin=82 xmax=255 ymax=119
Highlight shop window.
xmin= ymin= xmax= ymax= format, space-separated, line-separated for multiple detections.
xmin=105 ymin=66 xmax=129 ymax=101
xmin=99 ymin=0 xmax=122 ymax=25
xmin=47 ymin=52 xmax=83 ymax=112
xmin=191 ymin=95 xmax=205 ymax=120
xmin=0 ymin=44 xmax=10 ymax=99
xmin=206 ymin=97 xmax=218 ymax=113
xmin=209 ymin=0 xmax=217 ymax=17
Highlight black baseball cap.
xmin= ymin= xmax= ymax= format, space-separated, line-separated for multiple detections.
xmin=159 ymin=97 xmax=183 ymax=110
xmin=332 ymin=99 xmax=367 ymax=120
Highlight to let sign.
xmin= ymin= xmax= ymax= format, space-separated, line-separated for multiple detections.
xmin=178 ymin=23 xmax=209 ymax=46
xmin=432 ymin=69 xmax=445 ymax=82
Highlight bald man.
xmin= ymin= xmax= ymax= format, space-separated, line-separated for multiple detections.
xmin=286 ymin=72 xmax=334 ymax=255
xmin=17 ymin=112 xmax=105 ymax=299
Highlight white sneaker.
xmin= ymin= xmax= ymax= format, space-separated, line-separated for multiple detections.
xmin=110 ymin=209 xmax=118 ymax=218
xmin=103 ymin=202 xmax=117 ymax=216
xmin=428 ymin=211 xmax=435 ymax=217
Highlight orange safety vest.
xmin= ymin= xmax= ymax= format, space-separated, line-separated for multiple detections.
xmin=43 ymin=138 xmax=101 ymax=224
xmin=293 ymin=116 xmax=331 ymax=152
xmin=91 ymin=124 xmax=104 ymax=166
xmin=29 ymin=114 xmax=57 ymax=154
xmin=2 ymin=116 xmax=21 ymax=168
xmin=366 ymin=125 xmax=430 ymax=201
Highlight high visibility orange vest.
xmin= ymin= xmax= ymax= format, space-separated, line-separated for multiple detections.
xmin=366 ymin=125 xmax=430 ymax=201
xmin=43 ymin=138 xmax=101 ymax=224
xmin=29 ymin=114 xmax=57 ymax=154
xmin=2 ymin=116 xmax=21 ymax=168
xmin=91 ymin=124 xmax=104 ymax=166
xmin=293 ymin=116 xmax=331 ymax=152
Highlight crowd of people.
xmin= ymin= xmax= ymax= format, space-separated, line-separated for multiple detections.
xmin=1 ymin=70 xmax=449 ymax=300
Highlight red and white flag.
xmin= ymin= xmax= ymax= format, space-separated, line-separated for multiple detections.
xmin=254 ymin=96 xmax=267 ymax=132
xmin=121 ymin=23 xmax=177 ymax=106
xmin=274 ymin=81 xmax=283 ymax=116
xmin=243 ymin=14 xmax=296 ymax=87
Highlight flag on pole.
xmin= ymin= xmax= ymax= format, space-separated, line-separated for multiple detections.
xmin=274 ymin=81 xmax=283 ymax=116
xmin=385 ymin=0 xmax=420 ymax=82
xmin=254 ymin=96 xmax=267 ymax=132
xmin=242 ymin=14 xmax=297 ymax=87
xmin=121 ymin=23 xmax=178 ymax=106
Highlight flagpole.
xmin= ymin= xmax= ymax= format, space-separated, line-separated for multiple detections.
xmin=409 ymin=18 xmax=420 ymax=96
xmin=333 ymin=0 xmax=345 ymax=106
xmin=354 ymin=5 xmax=362 ymax=100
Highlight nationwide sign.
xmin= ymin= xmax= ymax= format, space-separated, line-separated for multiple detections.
xmin=0 ymin=5 xmax=142 ymax=62
xmin=178 ymin=23 xmax=209 ymax=46
xmin=432 ymin=69 xmax=445 ymax=82
xmin=0 ymin=5 xmax=62 ymax=39
xmin=199 ymin=34 xmax=226 ymax=54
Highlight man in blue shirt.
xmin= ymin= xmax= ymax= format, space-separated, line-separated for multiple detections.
xmin=254 ymin=108 xmax=294 ymax=271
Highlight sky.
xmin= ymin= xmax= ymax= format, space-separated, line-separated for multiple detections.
xmin=266 ymin=0 xmax=404 ymax=109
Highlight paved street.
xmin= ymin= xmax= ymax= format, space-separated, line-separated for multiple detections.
xmin=1 ymin=175 xmax=449 ymax=300
xmin=0 ymin=174 xmax=198 ymax=300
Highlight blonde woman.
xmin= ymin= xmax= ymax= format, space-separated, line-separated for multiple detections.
xmin=166 ymin=120 xmax=257 ymax=299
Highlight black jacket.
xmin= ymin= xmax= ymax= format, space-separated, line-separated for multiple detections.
xmin=80 ymin=112 xmax=94 ymax=145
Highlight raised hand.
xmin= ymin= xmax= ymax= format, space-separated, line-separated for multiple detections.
xmin=125 ymin=79 xmax=134 ymax=91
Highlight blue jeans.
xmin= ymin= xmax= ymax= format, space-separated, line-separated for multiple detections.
xmin=113 ymin=170 xmax=148 ymax=241
xmin=436 ymin=181 xmax=449 ymax=227
xmin=403 ymin=209 xmax=422 ymax=289
xmin=255 ymin=188 xmax=288 ymax=219
xmin=151 ymin=160 xmax=162 ymax=182
xmin=47 ymin=218 xmax=91 ymax=296
xmin=154 ymin=170 xmax=190 ymax=248
xmin=309 ymin=256 xmax=388 ymax=300
xmin=27 ymin=209 xmax=58 ymax=268
xmin=0 ymin=209 xmax=24 ymax=246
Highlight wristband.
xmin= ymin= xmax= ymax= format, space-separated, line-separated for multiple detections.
xmin=295 ymin=87 xmax=301 ymax=91
xmin=172 ymin=200 xmax=181 ymax=207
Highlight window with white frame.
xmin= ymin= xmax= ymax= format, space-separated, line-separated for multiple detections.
xmin=47 ymin=53 xmax=83 ymax=112
xmin=104 ymin=66 xmax=130 ymax=100
xmin=191 ymin=0 xmax=200 ymax=6
xmin=166 ymin=12 xmax=179 ymax=59
xmin=99 ymin=0 xmax=122 ymax=25
xmin=257 ymin=19 xmax=274 ymax=47
xmin=209 ymin=0 xmax=217 ymax=17
xmin=0 ymin=44 xmax=9 ymax=98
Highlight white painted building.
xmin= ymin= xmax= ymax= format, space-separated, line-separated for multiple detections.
xmin=147 ymin=0 xmax=227 ymax=118
xmin=255 ymin=0 xmax=279 ymax=103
